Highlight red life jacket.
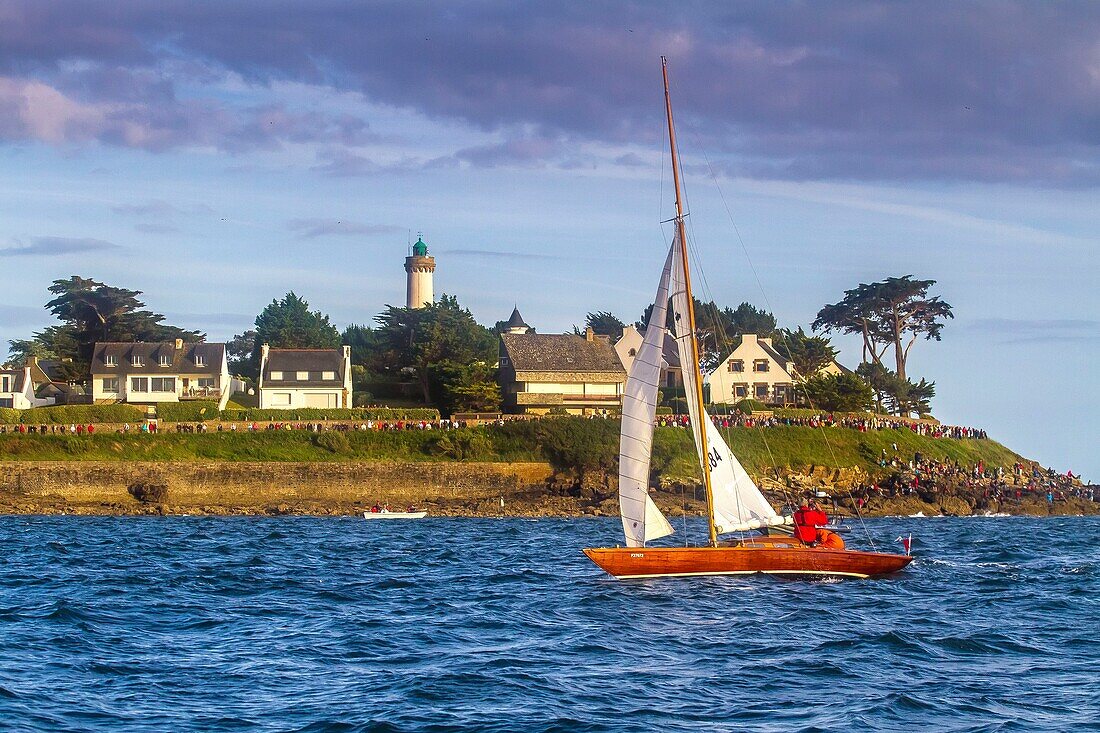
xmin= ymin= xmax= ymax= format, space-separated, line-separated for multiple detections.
xmin=794 ymin=506 xmax=828 ymax=543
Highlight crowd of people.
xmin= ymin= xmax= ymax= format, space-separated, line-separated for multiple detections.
xmin=849 ymin=453 xmax=1096 ymax=507
xmin=655 ymin=411 xmax=987 ymax=440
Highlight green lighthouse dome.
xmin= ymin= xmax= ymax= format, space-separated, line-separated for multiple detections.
xmin=412 ymin=236 xmax=428 ymax=256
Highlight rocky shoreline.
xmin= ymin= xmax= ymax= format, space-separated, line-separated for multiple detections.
xmin=0 ymin=460 xmax=1095 ymax=519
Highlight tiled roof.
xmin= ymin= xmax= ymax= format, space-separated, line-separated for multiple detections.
xmin=262 ymin=348 xmax=345 ymax=387
xmin=501 ymin=333 xmax=626 ymax=374
xmin=90 ymin=342 xmax=225 ymax=376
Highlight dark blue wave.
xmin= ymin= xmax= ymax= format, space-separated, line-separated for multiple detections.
xmin=1 ymin=516 xmax=1098 ymax=731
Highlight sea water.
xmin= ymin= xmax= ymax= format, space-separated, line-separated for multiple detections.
xmin=0 ymin=516 xmax=1097 ymax=732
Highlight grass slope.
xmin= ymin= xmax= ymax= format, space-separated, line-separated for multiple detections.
xmin=0 ymin=419 xmax=1025 ymax=479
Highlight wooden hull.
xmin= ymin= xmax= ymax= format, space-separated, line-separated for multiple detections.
xmin=583 ymin=541 xmax=913 ymax=580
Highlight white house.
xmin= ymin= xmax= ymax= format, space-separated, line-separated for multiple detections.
xmin=0 ymin=366 xmax=55 ymax=409
xmin=257 ymin=345 xmax=353 ymax=409
xmin=613 ymin=324 xmax=683 ymax=390
xmin=706 ymin=333 xmax=847 ymax=406
xmin=89 ymin=340 xmax=233 ymax=410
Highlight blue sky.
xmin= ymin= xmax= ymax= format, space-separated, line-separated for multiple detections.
xmin=1 ymin=2 xmax=1097 ymax=479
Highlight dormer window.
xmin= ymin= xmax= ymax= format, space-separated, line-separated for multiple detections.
xmin=195 ymin=355 xmax=206 ymax=368
xmin=269 ymin=371 xmax=283 ymax=381
xmin=131 ymin=355 xmax=144 ymax=367
xmin=322 ymin=371 xmax=336 ymax=380
xmin=105 ymin=354 xmax=117 ymax=367
xmin=158 ymin=355 xmax=171 ymax=367
xmin=296 ymin=371 xmax=309 ymax=380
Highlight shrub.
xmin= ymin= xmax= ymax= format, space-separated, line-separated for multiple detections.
xmin=128 ymin=482 xmax=169 ymax=503
xmin=655 ymin=406 xmax=673 ymax=416
xmin=157 ymin=401 xmax=219 ymax=422
xmin=0 ymin=408 xmax=20 ymax=425
xmin=734 ymin=399 xmax=766 ymax=415
xmin=313 ymin=431 xmax=352 ymax=455
xmin=427 ymin=430 xmax=491 ymax=460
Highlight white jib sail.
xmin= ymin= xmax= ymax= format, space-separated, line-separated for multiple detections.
xmin=618 ymin=243 xmax=676 ymax=547
xmin=669 ymin=234 xmax=779 ymax=535
xmin=703 ymin=412 xmax=778 ymax=534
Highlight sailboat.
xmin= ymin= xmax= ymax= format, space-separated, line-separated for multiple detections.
xmin=583 ymin=59 xmax=913 ymax=580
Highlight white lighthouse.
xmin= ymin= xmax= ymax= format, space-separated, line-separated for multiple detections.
xmin=404 ymin=234 xmax=435 ymax=309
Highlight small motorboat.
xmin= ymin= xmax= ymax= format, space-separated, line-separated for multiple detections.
xmin=362 ymin=510 xmax=427 ymax=519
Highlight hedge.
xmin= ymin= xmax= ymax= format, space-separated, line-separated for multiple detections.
xmin=217 ymin=407 xmax=440 ymax=422
xmin=2 ymin=404 xmax=146 ymax=425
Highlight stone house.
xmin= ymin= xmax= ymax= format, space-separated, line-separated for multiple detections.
xmin=89 ymin=340 xmax=232 ymax=410
xmin=257 ymin=345 xmax=353 ymax=409
xmin=498 ymin=329 xmax=626 ymax=414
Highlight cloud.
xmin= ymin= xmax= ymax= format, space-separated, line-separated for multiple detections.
xmin=0 ymin=236 xmax=120 ymax=257
xmin=966 ymin=318 xmax=1100 ymax=344
xmin=133 ymin=222 xmax=179 ymax=234
xmin=0 ymin=3 xmax=1098 ymax=184
xmin=455 ymin=137 xmax=563 ymax=169
xmin=287 ymin=219 xmax=401 ymax=239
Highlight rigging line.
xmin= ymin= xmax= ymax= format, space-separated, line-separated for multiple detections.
xmin=677 ymin=181 xmax=796 ymax=517
xmin=700 ymin=151 xmax=878 ymax=550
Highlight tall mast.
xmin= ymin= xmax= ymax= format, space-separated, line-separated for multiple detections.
xmin=662 ymin=56 xmax=718 ymax=548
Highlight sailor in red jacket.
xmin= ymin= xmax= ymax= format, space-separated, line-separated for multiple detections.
xmin=793 ymin=499 xmax=829 ymax=545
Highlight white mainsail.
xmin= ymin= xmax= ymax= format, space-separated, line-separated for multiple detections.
xmin=669 ymin=234 xmax=782 ymax=536
xmin=618 ymin=243 xmax=676 ymax=547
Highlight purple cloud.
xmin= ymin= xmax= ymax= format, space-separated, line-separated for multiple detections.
xmin=0 ymin=2 xmax=1097 ymax=185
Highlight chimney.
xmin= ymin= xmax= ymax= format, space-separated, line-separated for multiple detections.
xmin=585 ymin=327 xmax=595 ymax=342
xmin=174 ymin=338 xmax=184 ymax=350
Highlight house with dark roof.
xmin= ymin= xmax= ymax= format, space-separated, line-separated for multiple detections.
xmin=90 ymin=339 xmax=232 ymax=409
xmin=257 ymin=345 xmax=352 ymax=409
xmin=705 ymin=333 xmax=846 ymax=406
xmin=498 ymin=328 xmax=627 ymax=414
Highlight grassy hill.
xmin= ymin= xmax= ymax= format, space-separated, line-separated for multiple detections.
xmin=0 ymin=418 xmax=1024 ymax=480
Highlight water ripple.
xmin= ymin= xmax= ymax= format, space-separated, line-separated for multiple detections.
xmin=0 ymin=516 xmax=1098 ymax=731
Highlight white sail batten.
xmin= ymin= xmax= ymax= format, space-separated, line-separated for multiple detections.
xmin=702 ymin=412 xmax=779 ymax=534
xmin=618 ymin=244 xmax=677 ymax=547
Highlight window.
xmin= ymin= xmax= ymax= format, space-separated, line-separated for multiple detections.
xmin=131 ymin=377 xmax=149 ymax=392
xmin=322 ymin=371 xmax=336 ymax=380
xmin=755 ymin=383 xmax=768 ymax=399
xmin=753 ymin=360 xmax=769 ymax=373
xmin=269 ymin=371 xmax=283 ymax=381
xmin=195 ymin=355 xmax=206 ymax=367
xmin=151 ymin=377 xmax=175 ymax=392
xmin=197 ymin=378 xmax=216 ymax=388
xmin=131 ymin=355 xmax=144 ymax=367
xmin=272 ymin=392 xmax=291 ymax=405
xmin=729 ymin=359 xmax=744 ymax=373
xmin=158 ymin=355 xmax=171 ymax=367
xmin=105 ymin=354 xmax=117 ymax=367
xmin=1 ymin=375 xmax=10 ymax=392
xmin=734 ymin=385 xmax=747 ymax=398
xmin=101 ymin=377 xmax=120 ymax=393
xmin=296 ymin=371 xmax=309 ymax=380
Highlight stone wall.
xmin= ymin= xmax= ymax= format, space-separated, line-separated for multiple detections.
xmin=0 ymin=461 xmax=553 ymax=514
